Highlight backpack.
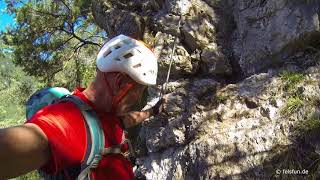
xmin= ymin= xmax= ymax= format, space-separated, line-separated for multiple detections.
xmin=26 ymin=87 xmax=131 ymax=180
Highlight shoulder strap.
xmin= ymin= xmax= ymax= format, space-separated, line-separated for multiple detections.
xmin=60 ymin=95 xmax=105 ymax=180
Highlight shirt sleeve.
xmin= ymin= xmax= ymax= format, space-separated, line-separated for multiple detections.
xmin=26 ymin=102 xmax=87 ymax=174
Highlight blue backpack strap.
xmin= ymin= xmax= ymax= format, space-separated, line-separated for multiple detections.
xmin=60 ymin=95 xmax=105 ymax=180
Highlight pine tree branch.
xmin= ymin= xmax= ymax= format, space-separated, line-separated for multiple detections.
xmin=58 ymin=0 xmax=72 ymax=15
xmin=61 ymin=28 xmax=101 ymax=47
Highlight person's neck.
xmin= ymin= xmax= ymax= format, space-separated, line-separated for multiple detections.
xmin=83 ymin=81 xmax=112 ymax=113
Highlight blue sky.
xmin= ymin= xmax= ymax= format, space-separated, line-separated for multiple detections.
xmin=0 ymin=0 xmax=15 ymax=32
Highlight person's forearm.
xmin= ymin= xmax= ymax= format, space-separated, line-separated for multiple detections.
xmin=120 ymin=109 xmax=153 ymax=128
xmin=0 ymin=124 xmax=49 ymax=179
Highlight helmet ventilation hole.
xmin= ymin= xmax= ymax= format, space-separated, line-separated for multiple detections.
xmin=143 ymin=73 xmax=146 ymax=76
xmin=103 ymin=50 xmax=111 ymax=57
xmin=133 ymin=63 xmax=142 ymax=68
xmin=124 ymin=53 xmax=134 ymax=59
xmin=115 ymin=45 xmax=121 ymax=49
xmin=115 ymin=58 xmax=121 ymax=61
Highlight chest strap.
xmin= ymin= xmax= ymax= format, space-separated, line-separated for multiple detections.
xmin=63 ymin=96 xmax=133 ymax=180
xmin=101 ymin=130 xmax=133 ymax=159
xmin=59 ymin=96 xmax=104 ymax=180
xmin=77 ymin=131 xmax=132 ymax=180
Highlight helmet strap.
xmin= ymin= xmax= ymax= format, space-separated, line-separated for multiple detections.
xmin=103 ymin=73 xmax=136 ymax=112
xmin=112 ymin=82 xmax=135 ymax=112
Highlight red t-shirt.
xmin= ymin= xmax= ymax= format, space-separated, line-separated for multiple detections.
xmin=26 ymin=88 xmax=134 ymax=180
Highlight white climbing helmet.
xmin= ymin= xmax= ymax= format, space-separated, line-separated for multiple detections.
xmin=96 ymin=34 xmax=158 ymax=85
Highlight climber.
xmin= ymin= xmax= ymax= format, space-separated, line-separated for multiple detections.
xmin=0 ymin=35 xmax=166 ymax=179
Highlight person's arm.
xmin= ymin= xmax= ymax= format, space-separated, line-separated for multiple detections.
xmin=120 ymin=109 xmax=153 ymax=128
xmin=120 ymin=98 xmax=167 ymax=128
xmin=0 ymin=123 xmax=50 ymax=179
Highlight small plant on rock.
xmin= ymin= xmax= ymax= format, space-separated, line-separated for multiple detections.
xmin=280 ymin=97 xmax=304 ymax=116
xmin=280 ymin=71 xmax=305 ymax=92
xmin=295 ymin=119 xmax=320 ymax=139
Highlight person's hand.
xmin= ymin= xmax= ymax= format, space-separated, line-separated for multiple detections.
xmin=151 ymin=96 xmax=168 ymax=116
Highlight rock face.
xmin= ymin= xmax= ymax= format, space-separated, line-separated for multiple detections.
xmin=92 ymin=0 xmax=233 ymax=79
xmin=233 ymin=0 xmax=320 ymax=75
xmin=135 ymin=63 xmax=320 ymax=179
xmin=91 ymin=0 xmax=320 ymax=179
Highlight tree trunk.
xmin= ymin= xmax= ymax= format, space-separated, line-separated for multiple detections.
xmin=91 ymin=0 xmax=147 ymax=39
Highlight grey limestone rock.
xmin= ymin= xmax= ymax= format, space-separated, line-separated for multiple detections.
xmin=232 ymin=0 xmax=320 ymax=75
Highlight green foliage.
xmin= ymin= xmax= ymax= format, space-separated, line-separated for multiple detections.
xmin=0 ymin=2 xmax=104 ymax=177
xmin=0 ymin=52 xmax=43 ymax=127
xmin=2 ymin=0 xmax=105 ymax=86
xmin=265 ymin=145 xmax=320 ymax=180
xmin=280 ymin=97 xmax=304 ymax=116
xmin=267 ymin=97 xmax=320 ymax=179
xmin=54 ymin=46 xmax=96 ymax=89
xmin=280 ymin=71 xmax=305 ymax=92
xmin=271 ymin=119 xmax=320 ymax=179
xmin=273 ymin=69 xmax=320 ymax=179
xmin=295 ymin=119 xmax=320 ymax=139
xmin=10 ymin=171 xmax=42 ymax=180
xmin=295 ymin=117 xmax=320 ymax=177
